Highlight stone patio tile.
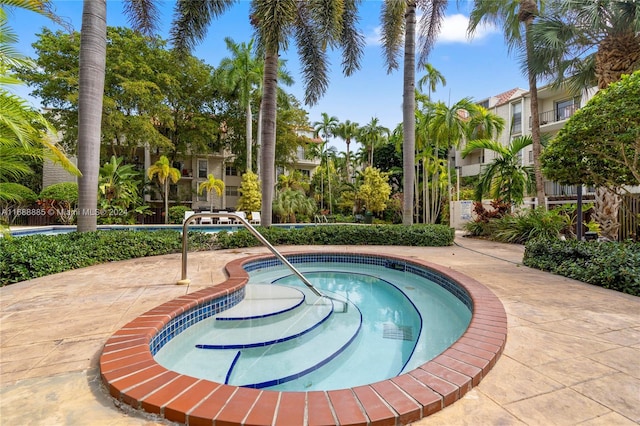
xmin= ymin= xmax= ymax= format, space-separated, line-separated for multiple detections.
xmin=572 ymin=373 xmax=640 ymax=423
xmin=587 ymin=347 xmax=640 ymax=379
xmin=504 ymin=387 xmax=610 ymax=425
xmin=536 ymin=356 xmax=618 ymax=386
xmin=577 ymin=411 xmax=639 ymax=425
xmin=598 ymin=328 xmax=640 ymax=347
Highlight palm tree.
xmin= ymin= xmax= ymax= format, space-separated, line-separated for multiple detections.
xmin=147 ymin=155 xmax=180 ymax=224
xmin=172 ymin=1 xmax=363 ymax=227
xmin=334 ymin=119 xmax=359 ymax=182
xmin=272 ymin=188 xmax=316 ymax=223
xmin=313 ymin=112 xmax=339 ymax=214
xmin=530 ymin=0 xmax=640 ymax=240
xmin=417 ymin=62 xmax=447 ymax=98
xmin=381 ymin=0 xmax=448 ymax=225
xmin=198 ymin=173 xmax=225 ymax=212
xmin=74 ymin=0 xmax=158 ymax=232
xmin=468 ymin=0 xmax=547 ymax=212
xmin=218 ymin=37 xmax=262 ymax=173
xmin=358 ymin=117 xmax=390 ymax=168
xmin=76 ymin=0 xmax=107 ymax=232
xmin=462 ymin=136 xmax=536 ymax=206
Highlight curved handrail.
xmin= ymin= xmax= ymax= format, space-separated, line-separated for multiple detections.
xmin=180 ymin=212 xmax=324 ymax=297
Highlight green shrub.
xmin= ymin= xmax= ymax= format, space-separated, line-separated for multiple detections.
xmin=524 ymin=239 xmax=640 ymax=296
xmin=0 ymin=230 xmax=214 ymax=286
xmin=168 ymin=205 xmax=190 ymax=224
xmin=215 ymin=224 xmax=454 ymax=249
xmin=39 ymin=182 xmax=78 ymax=203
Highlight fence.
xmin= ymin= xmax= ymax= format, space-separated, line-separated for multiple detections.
xmin=619 ymin=194 xmax=639 ymax=241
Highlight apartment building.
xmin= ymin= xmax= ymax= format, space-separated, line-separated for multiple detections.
xmin=455 ymin=84 xmax=598 ymax=198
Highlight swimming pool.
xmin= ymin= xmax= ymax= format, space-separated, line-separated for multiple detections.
xmin=99 ymin=251 xmax=507 ymax=425
xmin=154 ymin=260 xmax=472 ymax=391
xmin=8 ymin=223 xmax=312 ymax=237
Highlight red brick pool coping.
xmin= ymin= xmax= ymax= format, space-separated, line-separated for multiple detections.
xmin=99 ymin=252 xmax=507 ymax=425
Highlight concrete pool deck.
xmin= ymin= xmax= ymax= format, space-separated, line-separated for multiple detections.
xmin=1 ymin=234 xmax=639 ymax=425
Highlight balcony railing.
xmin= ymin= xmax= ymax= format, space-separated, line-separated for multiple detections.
xmin=529 ymin=104 xmax=577 ymax=127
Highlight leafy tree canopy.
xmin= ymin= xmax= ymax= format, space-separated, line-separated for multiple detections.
xmin=541 ymin=71 xmax=640 ymax=187
xmin=358 ymin=166 xmax=392 ymax=214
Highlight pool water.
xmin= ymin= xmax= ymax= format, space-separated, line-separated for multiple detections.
xmin=154 ymin=262 xmax=471 ymax=391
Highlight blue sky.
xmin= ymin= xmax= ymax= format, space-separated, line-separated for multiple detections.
xmin=9 ymin=1 xmax=529 ymax=152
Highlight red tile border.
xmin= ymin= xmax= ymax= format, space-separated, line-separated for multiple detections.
xmin=99 ymin=251 xmax=507 ymax=425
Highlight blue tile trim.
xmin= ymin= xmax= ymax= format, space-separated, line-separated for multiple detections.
xmin=225 ymin=351 xmax=242 ymax=385
xmin=149 ymin=286 xmax=245 ymax=356
xmin=244 ymin=253 xmax=473 ymax=311
xmin=242 ymin=305 xmax=364 ymax=389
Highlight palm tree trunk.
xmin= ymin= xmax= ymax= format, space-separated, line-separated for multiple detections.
xmin=345 ymin=140 xmax=351 ymax=182
xmin=77 ymin=0 xmax=107 ymax=232
xmin=246 ymin=102 xmax=252 ymax=173
xmin=402 ymin=2 xmax=416 ymax=225
xmin=260 ymin=50 xmax=278 ymax=227
xmin=164 ymin=180 xmax=169 ymax=224
xmin=525 ymin=21 xmax=546 ymax=210
xmin=256 ymin=106 xmax=262 ymax=177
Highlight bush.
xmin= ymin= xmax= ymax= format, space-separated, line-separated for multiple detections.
xmin=215 ymin=224 xmax=454 ymax=249
xmin=0 ymin=230 xmax=215 ymax=286
xmin=524 ymin=239 xmax=640 ymax=296
xmin=168 ymin=205 xmax=190 ymax=224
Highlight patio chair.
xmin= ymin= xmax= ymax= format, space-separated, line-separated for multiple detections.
xmin=250 ymin=211 xmax=261 ymax=225
xmin=217 ymin=211 xmax=231 ymax=225
xmin=200 ymin=211 xmax=213 ymax=224
xmin=183 ymin=210 xmax=195 ymax=224
xmin=234 ymin=211 xmax=247 ymax=223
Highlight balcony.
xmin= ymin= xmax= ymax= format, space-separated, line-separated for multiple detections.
xmin=529 ymin=104 xmax=577 ymax=128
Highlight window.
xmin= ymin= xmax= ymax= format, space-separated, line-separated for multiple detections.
xmin=298 ymin=169 xmax=310 ymax=178
xmin=556 ymin=98 xmax=579 ymax=121
xmin=225 ymin=186 xmax=239 ymax=197
xmin=511 ymin=102 xmax=522 ymax=134
xmin=528 ymin=150 xmax=533 ymax=164
xmin=225 ymin=166 xmax=238 ymax=176
xmin=197 ymin=159 xmax=207 ymax=179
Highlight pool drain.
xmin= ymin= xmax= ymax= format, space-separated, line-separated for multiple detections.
xmin=383 ymin=323 xmax=413 ymax=341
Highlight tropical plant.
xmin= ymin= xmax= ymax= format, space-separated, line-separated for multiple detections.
xmin=357 ymin=117 xmax=390 ymax=168
xmin=542 ymin=71 xmax=640 ymax=240
xmin=0 ymin=182 xmax=38 ymax=225
xmin=39 ymin=182 xmax=78 ymax=225
xmin=98 ymin=156 xmax=146 ymax=223
xmin=236 ymin=171 xmax=261 ymax=213
xmin=218 ymin=37 xmax=262 ymax=173
xmin=272 ymin=189 xmax=316 ymax=223
xmin=198 ymin=174 xmax=225 ymax=212
xmin=171 ymin=1 xmax=364 ymax=227
xmin=147 ymin=155 xmax=180 ymax=224
xmin=469 ymin=0 xmax=547 ymax=211
xmin=313 ymin=112 xmax=339 ymax=213
xmin=357 ymin=166 xmax=392 ymax=215
xmin=530 ymin=0 xmax=640 ymax=240
xmin=381 ymin=0 xmax=448 ymax=225
xmin=462 ymin=136 xmax=536 ymax=206
xmin=333 ymin=119 xmax=359 ymax=181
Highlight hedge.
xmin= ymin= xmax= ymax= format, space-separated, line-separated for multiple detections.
xmin=524 ymin=238 xmax=640 ymax=296
xmin=215 ymin=224 xmax=455 ymax=249
xmin=0 ymin=230 xmax=214 ymax=286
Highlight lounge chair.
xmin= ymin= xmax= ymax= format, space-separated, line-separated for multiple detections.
xmin=217 ymin=211 xmax=231 ymax=225
xmin=250 ymin=211 xmax=261 ymax=225
xmin=183 ymin=210 xmax=195 ymax=224
xmin=234 ymin=211 xmax=247 ymax=223
xmin=200 ymin=211 xmax=213 ymax=224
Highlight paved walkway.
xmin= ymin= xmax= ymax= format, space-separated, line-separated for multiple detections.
xmin=1 ymin=235 xmax=638 ymax=425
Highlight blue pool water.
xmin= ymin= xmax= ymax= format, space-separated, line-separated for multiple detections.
xmin=154 ymin=259 xmax=472 ymax=391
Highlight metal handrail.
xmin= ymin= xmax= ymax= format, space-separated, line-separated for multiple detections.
xmin=179 ymin=212 xmax=324 ymax=298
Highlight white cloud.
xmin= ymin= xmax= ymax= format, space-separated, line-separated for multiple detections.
xmin=365 ymin=14 xmax=498 ymax=48
xmin=436 ymin=14 xmax=498 ymax=44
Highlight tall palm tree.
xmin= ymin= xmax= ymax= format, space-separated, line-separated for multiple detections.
xmin=417 ymin=62 xmax=447 ymax=98
xmin=76 ymin=0 xmax=107 ymax=232
xmin=530 ymin=0 xmax=640 ymax=240
xmin=172 ymin=1 xmax=363 ymax=227
xmin=469 ymin=0 xmax=547 ymax=212
xmin=462 ymin=136 xmax=536 ymax=206
xmin=198 ymin=173 xmax=225 ymax=212
xmin=218 ymin=37 xmax=262 ymax=173
xmin=313 ymin=113 xmax=339 ymax=213
xmin=334 ymin=119 xmax=359 ymax=181
xmin=358 ymin=117 xmax=390 ymax=168
xmin=74 ymin=0 xmax=158 ymax=232
xmin=147 ymin=155 xmax=180 ymax=224
xmin=381 ymin=0 xmax=448 ymax=225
